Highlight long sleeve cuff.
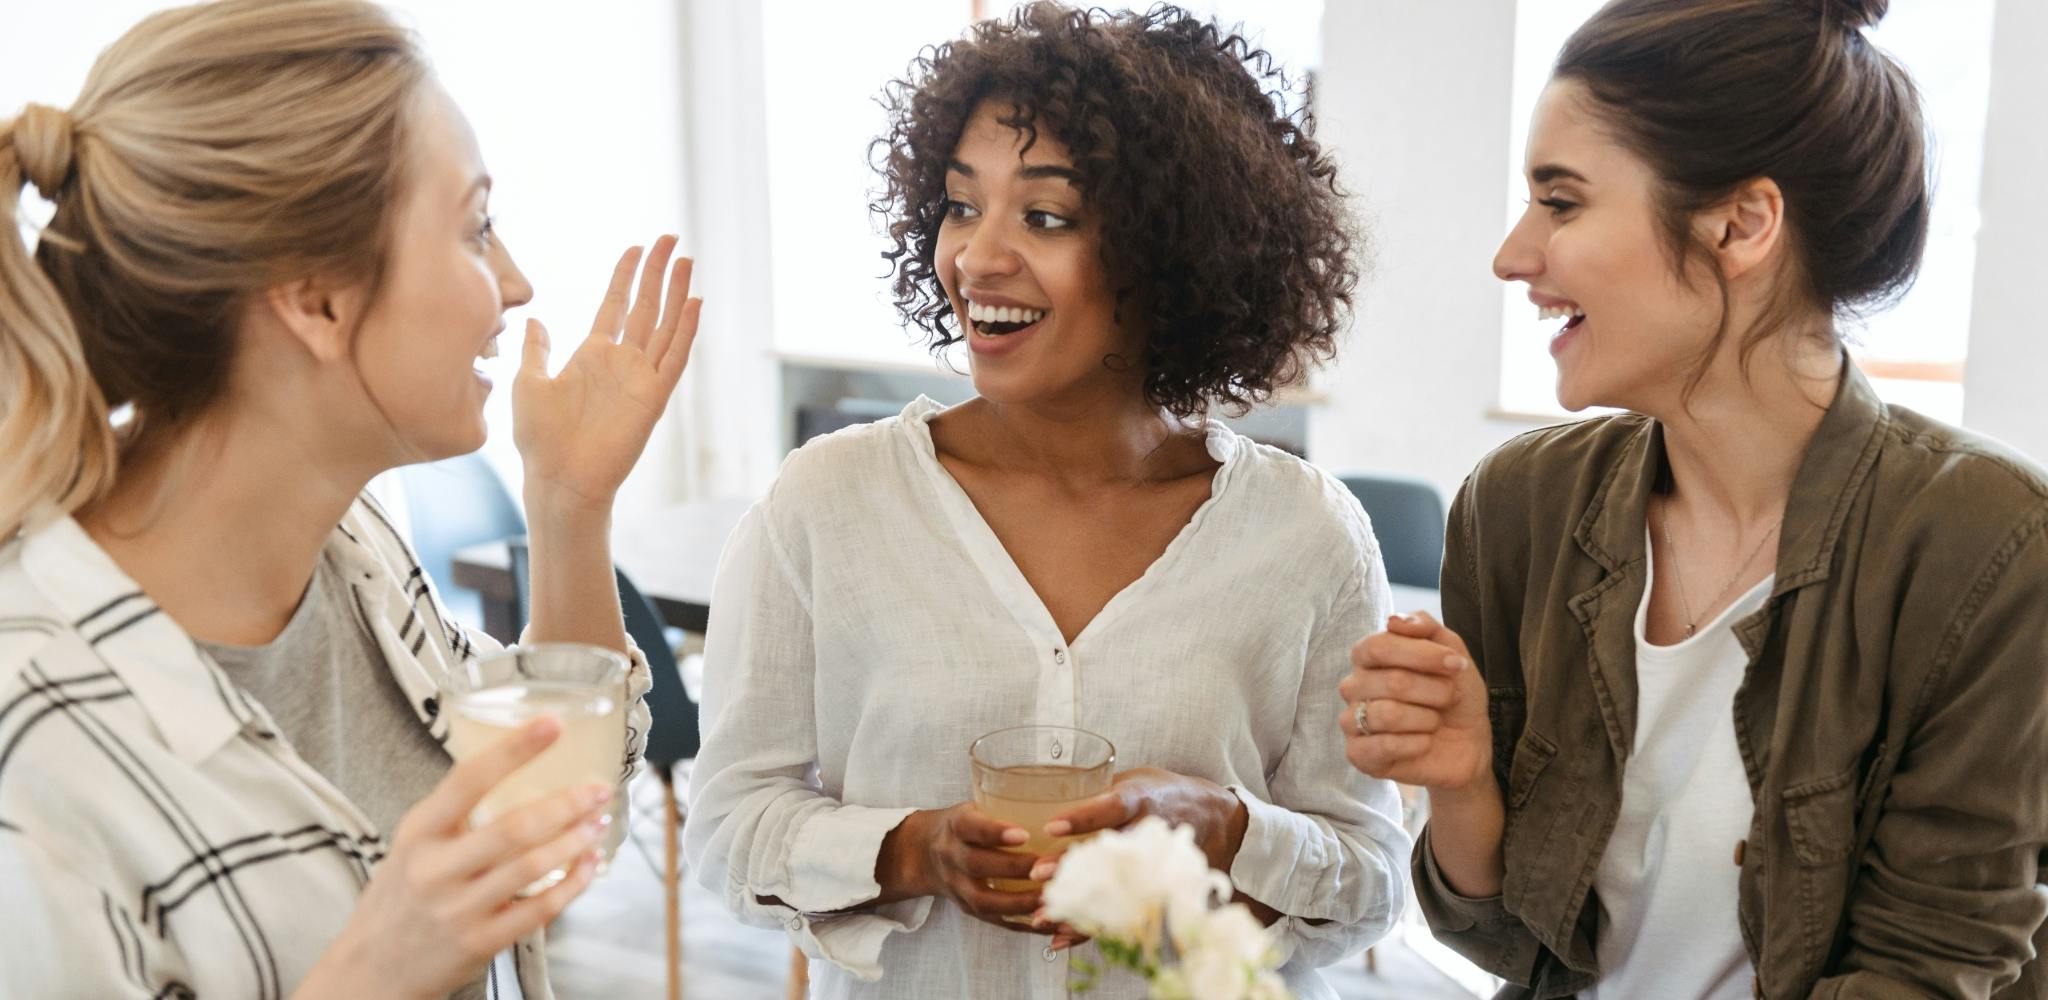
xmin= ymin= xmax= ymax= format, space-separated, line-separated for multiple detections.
xmin=1227 ymin=784 xmax=1335 ymax=917
xmin=1411 ymin=823 xmax=1512 ymax=932
xmin=760 ymin=804 xmax=931 ymax=981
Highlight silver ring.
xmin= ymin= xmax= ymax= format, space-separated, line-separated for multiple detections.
xmin=1353 ymin=699 xmax=1371 ymax=737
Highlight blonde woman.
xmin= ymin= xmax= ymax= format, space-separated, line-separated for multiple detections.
xmin=0 ymin=2 xmax=700 ymax=997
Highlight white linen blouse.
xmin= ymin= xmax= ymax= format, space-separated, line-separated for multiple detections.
xmin=683 ymin=399 xmax=1410 ymax=999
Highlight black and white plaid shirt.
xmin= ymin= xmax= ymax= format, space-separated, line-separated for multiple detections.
xmin=0 ymin=494 xmax=651 ymax=999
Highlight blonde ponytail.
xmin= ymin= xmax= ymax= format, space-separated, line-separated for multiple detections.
xmin=1 ymin=107 xmax=115 ymax=540
xmin=1 ymin=0 xmax=428 ymax=541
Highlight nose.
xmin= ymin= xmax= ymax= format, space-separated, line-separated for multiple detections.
xmin=1493 ymin=207 xmax=1545 ymax=285
xmin=495 ymin=238 xmax=535 ymax=310
xmin=953 ymin=214 xmax=1022 ymax=285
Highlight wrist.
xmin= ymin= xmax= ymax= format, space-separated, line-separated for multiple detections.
xmin=522 ymin=481 xmax=615 ymax=524
xmin=875 ymin=810 xmax=934 ymax=902
xmin=1204 ymin=784 xmax=1249 ymax=874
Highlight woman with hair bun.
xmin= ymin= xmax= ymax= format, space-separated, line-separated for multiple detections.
xmin=0 ymin=1 xmax=700 ymax=996
xmin=1341 ymin=0 xmax=2047 ymax=996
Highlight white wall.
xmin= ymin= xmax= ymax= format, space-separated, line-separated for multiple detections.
xmin=1308 ymin=0 xmax=1545 ymax=500
xmin=1961 ymin=0 xmax=2048 ymax=464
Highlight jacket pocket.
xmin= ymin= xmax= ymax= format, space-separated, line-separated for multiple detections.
xmin=1506 ymin=728 xmax=1559 ymax=810
xmin=1783 ymin=765 xmax=1859 ymax=865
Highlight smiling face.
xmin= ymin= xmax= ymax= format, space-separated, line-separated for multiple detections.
xmin=1493 ymin=80 xmax=1728 ymax=414
xmin=348 ymin=80 xmax=534 ymax=460
xmin=934 ymin=100 xmax=1139 ymax=408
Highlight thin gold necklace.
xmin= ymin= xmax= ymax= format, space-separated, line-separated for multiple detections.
xmin=1657 ymin=496 xmax=1779 ymax=638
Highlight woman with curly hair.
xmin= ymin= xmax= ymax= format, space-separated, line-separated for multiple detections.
xmin=684 ymin=3 xmax=1408 ymax=997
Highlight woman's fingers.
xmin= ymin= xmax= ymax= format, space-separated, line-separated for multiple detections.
xmin=444 ymin=781 xmax=611 ymax=879
xmin=950 ymin=806 xmax=1028 ymax=849
xmin=473 ymin=851 xmax=600 ymax=951
xmin=657 ymin=297 xmax=703 ymax=386
xmin=588 ymin=245 xmax=644 ymax=343
xmin=1341 ymin=698 xmax=1443 ymax=736
xmin=623 ymin=235 xmax=678 ymax=350
xmin=1386 ymin=611 xmax=1473 ymax=659
xmin=1044 ymin=787 xmax=1135 ymax=838
xmin=951 ymin=875 xmax=1042 ymax=923
xmin=400 ymin=719 xmax=562 ymax=841
xmin=647 ymin=256 xmax=695 ymax=364
xmin=462 ymin=809 xmax=609 ymax=910
xmin=1344 ymin=732 xmax=1435 ymax=777
xmin=956 ymin=844 xmax=1040 ymax=882
xmin=1352 ymin=630 xmax=1468 ymax=676
xmin=1345 ymin=665 xmax=1460 ymax=710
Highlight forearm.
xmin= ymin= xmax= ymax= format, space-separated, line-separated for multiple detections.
xmin=1425 ymin=780 xmax=1507 ymax=898
xmin=519 ymin=490 xmax=628 ymax=654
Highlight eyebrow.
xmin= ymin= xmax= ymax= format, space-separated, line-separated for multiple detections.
xmin=945 ymin=159 xmax=1081 ymax=184
xmin=1530 ymin=164 xmax=1588 ymax=184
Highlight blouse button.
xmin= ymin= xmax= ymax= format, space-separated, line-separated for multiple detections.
xmin=1053 ymin=649 xmax=1067 ymax=665
xmin=788 ymin=916 xmax=804 ymax=931
xmin=1042 ymin=944 xmax=1059 ymax=962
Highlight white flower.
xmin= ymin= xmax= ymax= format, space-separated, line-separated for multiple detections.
xmin=1167 ymin=904 xmax=1283 ymax=1000
xmin=1041 ymin=816 xmax=1229 ymax=943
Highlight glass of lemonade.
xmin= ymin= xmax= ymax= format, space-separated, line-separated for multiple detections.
xmin=445 ymin=642 xmax=628 ymax=895
xmin=969 ymin=725 xmax=1116 ymax=908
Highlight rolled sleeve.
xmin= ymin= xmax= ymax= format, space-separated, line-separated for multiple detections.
xmin=1223 ymin=553 xmax=1412 ymax=968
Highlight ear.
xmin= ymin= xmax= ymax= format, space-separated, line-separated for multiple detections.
xmin=261 ymin=277 xmax=365 ymax=363
xmin=1695 ymin=177 xmax=1788 ymax=282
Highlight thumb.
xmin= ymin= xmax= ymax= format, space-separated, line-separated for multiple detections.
xmin=520 ymin=318 xmax=550 ymax=377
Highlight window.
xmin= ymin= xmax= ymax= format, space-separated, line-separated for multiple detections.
xmin=1496 ymin=0 xmax=1998 ymax=422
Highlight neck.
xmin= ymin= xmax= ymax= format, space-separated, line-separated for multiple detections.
xmin=1647 ymin=333 xmax=1842 ymax=528
xmin=78 ymin=404 xmax=385 ymax=646
xmin=962 ymin=379 xmax=1195 ymax=487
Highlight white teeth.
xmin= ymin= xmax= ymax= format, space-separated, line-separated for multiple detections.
xmin=967 ymin=301 xmax=1047 ymax=326
xmin=1536 ymin=304 xmax=1586 ymax=322
xmin=480 ymin=337 xmax=500 ymax=359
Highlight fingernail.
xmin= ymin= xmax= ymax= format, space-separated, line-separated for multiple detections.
xmin=528 ymin=718 xmax=562 ymax=743
xmin=583 ymin=818 xmax=606 ymax=840
xmin=585 ymin=784 xmax=613 ymax=806
xmin=1001 ymin=828 xmax=1028 ymax=846
xmin=1446 ymin=655 xmax=1469 ymax=671
xmin=1044 ymin=821 xmax=1071 ymax=837
xmin=1030 ymin=861 xmax=1055 ymax=881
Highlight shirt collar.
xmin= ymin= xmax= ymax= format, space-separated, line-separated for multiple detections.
xmin=1576 ymin=356 xmax=1889 ymax=593
xmin=21 ymin=516 xmax=252 ymax=763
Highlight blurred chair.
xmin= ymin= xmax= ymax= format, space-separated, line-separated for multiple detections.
xmin=398 ymin=453 xmax=526 ymax=627
xmin=793 ymin=397 xmax=904 ymax=449
xmin=508 ymin=543 xmax=700 ymax=1000
xmin=1337 ymin=473 xmax=1447 ymax=591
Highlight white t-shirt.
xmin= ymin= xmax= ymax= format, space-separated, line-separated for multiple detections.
xmin=1583 ymin=532 xmax=1772 ymax=1000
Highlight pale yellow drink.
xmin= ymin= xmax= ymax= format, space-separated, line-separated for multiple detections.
xmin=973 ymin=764 xmax=1109 ymax=895
xmin=447 ymin=680 xmax=622 ymax=893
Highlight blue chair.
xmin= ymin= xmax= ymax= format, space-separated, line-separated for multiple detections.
xmin=1337 ymin=472 xmax=1447 ymax=591
xmin=397 ymin=453 xmax=526 ymax=628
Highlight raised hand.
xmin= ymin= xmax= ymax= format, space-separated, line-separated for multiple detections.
xmin=512 ymin=234 xmax=702 ymax=511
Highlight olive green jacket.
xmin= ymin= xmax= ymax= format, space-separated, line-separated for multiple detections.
xmin=1414 ymin=365 xmax=2048 ymax=998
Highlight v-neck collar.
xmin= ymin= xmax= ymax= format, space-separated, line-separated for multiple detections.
xmin=898 ymin=396 xmax=1244 ymax=651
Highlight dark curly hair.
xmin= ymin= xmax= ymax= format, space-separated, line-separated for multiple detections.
xmin=870 ymin=2 xmax=1361 ymax=417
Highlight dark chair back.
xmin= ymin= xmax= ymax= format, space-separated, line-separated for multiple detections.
xmin=1337 ymin=473 xmax=1447 ymax=591
xmin=399 ymin=453 xmax=526 ymax=627
xmin=508 ymin=541 xmax=698 ymax=771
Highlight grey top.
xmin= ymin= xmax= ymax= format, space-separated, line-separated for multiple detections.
xmin=200 ymin=553 xmax=497 ymax=1000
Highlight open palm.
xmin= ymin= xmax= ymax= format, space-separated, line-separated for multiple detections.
xmin=512 ymin=235 xmax=701 ymax=508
